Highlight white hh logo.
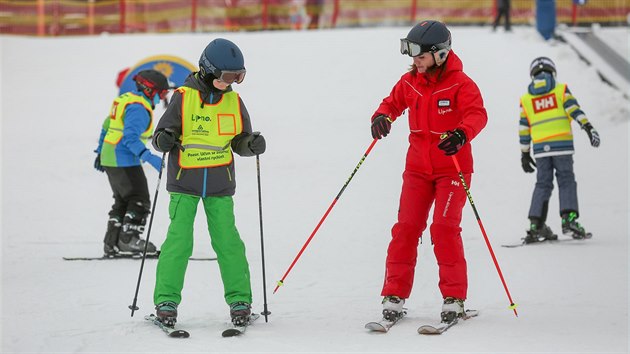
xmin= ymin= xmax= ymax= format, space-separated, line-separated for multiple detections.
xmin=532 ymin=93 xmax=557 ymax=113
xmin=451 ymin=180 xmax=460 ymax=187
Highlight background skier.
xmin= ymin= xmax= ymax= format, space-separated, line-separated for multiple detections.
xmin=370 ymin=20 xmax=488 ymax=324
xmin=519 ymin=56 xmax=600 ymax=243
xmin=94 ymin=69 xmax=169 ymax=257
xmin=150 ymin=38 xmax=266 ymax=329
xmin=492 ymin=0 xmax=512 ymax=32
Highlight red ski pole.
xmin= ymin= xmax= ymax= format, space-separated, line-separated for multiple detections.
xmin=451 ymin=155 xmax=519 ymax=317
xmin=273 ymin=139 xmax=378 ymax=293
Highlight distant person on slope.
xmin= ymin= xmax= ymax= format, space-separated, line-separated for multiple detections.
xmin=370 ymin=20 xmax=488 ymax=323
xmin=492 ymin=0 xmax=512 ymax=32
xmin=94 ymin=70 xmax=170 ymax=257
xmin=519 ymin=57 xmax=600 ymax=243
xmin=150 ymin=38 xmax=266 ymax=330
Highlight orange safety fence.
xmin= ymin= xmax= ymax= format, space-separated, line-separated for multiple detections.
xmin=1 ymin=0 xmax=628 ymax=36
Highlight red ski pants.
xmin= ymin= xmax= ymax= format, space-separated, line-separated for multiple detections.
xmin=381 ymin=170 xmax=470 ymax=300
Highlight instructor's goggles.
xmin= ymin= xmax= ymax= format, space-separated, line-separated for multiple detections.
xmin=400 ymin=38 xmax=435 ymax=57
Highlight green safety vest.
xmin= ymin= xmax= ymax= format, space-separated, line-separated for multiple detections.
xmin=103 ymin=92 xmax=153 ymax=145
xmin=100 ymin=92 xmax=153 ymax=167
xmin=178 ymin=87 xmax=243 ymax=169
xmin=520 ymin=83 xmax=572 ymax=143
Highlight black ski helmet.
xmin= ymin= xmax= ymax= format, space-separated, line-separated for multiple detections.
xmin=530 ymin=56 xmax=556 ymax=78
xmin=199 ymin=38 xmax=245 ymax=83
xmin=403 ymin=20 xmax=452 ymax=66
xmin=133 ymin=69 xmax=169 ymax=101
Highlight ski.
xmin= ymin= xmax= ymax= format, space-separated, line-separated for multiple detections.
xmin=222 ymin=313 xmax=260 ymax=337
xmin=418 ymin=309 xmax=478 ymax=335
xmin=63 ymin=253 xmax=158 ymax=261
xmin=364 ymin=309 xmax=407 ymax=332
xmin=502 ymin=234 xmax=592 ymax=248
xmin=145 ymin=314 xmax=190 ymax=338
xmin=63 ymin=253 xmax=216 ymax=261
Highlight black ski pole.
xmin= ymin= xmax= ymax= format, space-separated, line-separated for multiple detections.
xmin=256 ymin=154 xmax=271 ymax=322
xmin=128 ymin=152 xmax=166 ymax=317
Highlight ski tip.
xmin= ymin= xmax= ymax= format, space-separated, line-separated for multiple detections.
xmin=169 ymin=330 xmax=190 ymax=338
xmin=364 ymin=322 xmax=387 ymax=332
xmin=221 ymin=329 xmax=242 ymax=337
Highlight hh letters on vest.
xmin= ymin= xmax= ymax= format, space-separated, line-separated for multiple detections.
xmin=532 ymin=93 xmax=557 ymax=113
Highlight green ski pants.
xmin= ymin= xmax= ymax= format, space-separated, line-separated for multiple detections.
xmin=153 ymin=193 xmax=252 ymax=306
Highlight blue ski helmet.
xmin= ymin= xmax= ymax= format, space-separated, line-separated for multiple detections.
xmin=530 ymin=56 xmax=556 ymax=78
xmin=199 ymin=38 xmax=245 ymax=83
xmin=401 ymin=20 xmax=451 ymax=66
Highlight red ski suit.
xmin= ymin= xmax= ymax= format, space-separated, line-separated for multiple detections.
xmin=373 ymin=51 xmax=487 ymax=300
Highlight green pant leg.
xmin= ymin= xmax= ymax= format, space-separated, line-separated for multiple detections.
xmin=154 ymin=193 xmax=198 ymax=305
xmin=202 ymin=196 xmax=252 ymax=305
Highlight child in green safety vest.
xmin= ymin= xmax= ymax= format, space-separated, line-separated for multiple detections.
xmin=94 ymin=69 xmax=170 ymax=257
xmin=150 ymin=38 xmax=266 ymax=329
xmin=519 ymin=56 xmax=600 ymax=243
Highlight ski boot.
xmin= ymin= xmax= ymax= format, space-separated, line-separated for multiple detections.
xmin=561 ymin=211 xmax=588 ymax=239
xmin=382 ymin=295 xmax=405 ymax=321
xmin=441 ymin=297 xmax=465 ymax=323
xmin=524 ymin=220 xmax=557 ymax=244
xmin=229 ymin=302 xmax=252 ymax=326
xmin=117 ymin=212 xmax=157 ymax=255
xmin=155 ymin=301 xmax=178 ymax=327
xmin=103 ymin=216 xmax=122 ymax=256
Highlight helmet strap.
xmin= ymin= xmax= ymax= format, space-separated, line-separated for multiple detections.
xmin=138 ymin=86 xmax=156 ymax=109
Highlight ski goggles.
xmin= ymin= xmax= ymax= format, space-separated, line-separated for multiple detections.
xmin=400 ymin=38 xmax=434 ymax=57
xmin=215 ymin=69 xmax=246 ymax=84
xmin=134 ymin=75 xmax=169 ymax=99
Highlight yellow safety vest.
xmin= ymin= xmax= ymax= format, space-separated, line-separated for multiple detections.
xmin=103 ymin=92 xmax=153 ymax=145
xmin=179 ymin=87 xmax=243 ymax=169
xmin=520 ymin=83 xmax=573 ymax=143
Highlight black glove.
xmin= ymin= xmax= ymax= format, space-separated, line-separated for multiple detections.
xmin=154 ymin=130 xmax=177 ymax=152
xmin=437 ymin=129 xmax=466 ymax=156
xmin=371 ymin=114 xmax=392 ymax=139
xmin=521 ymin=151 xmax=536 ymax=173
xmin=249 ymin=133 xmax=266 ymax=155
xmin=94 ymin=152 xmax=104 ymax=173
xmin=582 ymin=123 xmax=600 ymax=147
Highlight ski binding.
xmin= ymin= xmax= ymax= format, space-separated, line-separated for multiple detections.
xmin=222 ymin=313 xmax=260 ymax=337
xmin=365 ymin=309 xmax=407 ymax=332
xmin=418 ymin=309 xmax=478 ymax=335
xmin=145 ymin=314 xmax=190 ymax=338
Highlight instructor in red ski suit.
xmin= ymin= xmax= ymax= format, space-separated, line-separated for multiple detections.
xmin=371 ymin=20 xmax=487 ymax=322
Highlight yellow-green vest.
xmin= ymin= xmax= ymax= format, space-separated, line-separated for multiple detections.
xmin=103 ymin=92 xmax=153 ymax=145
xmin=179 ymin=87 xmax=243 ymax=169
xmin=520 ymin=83 xmax=573 ymax=143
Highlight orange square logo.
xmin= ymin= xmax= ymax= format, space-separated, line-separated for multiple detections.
xmin=217 ymin=114 xmax=236 ymax=135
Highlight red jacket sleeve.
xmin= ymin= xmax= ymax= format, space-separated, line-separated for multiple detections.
xmin=372 ymin=74 xmax=411 ymax=122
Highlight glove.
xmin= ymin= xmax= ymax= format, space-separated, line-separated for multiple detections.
xmin=437 ymin=129 xmax=467 ymax=156
xmin=140 ymin=149 xmax=163 ymax=172
xmin=248 ymin=133 xmax=266 ymax=155
xmin=94 ymin=153 xmax=105 ymax=173
xmin=371 ymin=114 xmax=392 ymax=139
xmin=521 ymin=151 xmax=536 ymax=173
xmin=582 ymin=123 xmax=600 ymax=147
xmin=154 ymin=130 xmax=177 ymax=152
